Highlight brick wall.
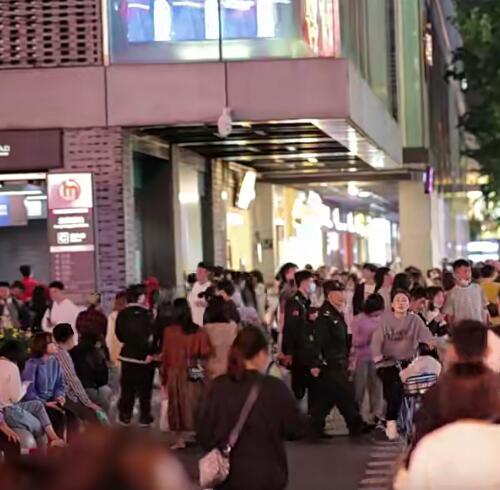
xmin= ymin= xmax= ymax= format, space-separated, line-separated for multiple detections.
xmin=63 ymin=128 xmax=136 ymax=307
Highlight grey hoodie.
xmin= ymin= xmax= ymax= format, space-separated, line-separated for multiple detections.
xmin=371 ymin=311 xmax=434 ymax=367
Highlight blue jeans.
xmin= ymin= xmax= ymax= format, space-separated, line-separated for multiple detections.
xmin=4 ymin=401 xmax=50 ymax=448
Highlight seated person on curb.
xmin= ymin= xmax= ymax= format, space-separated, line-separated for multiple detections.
xmin=0 ymin=340 xmax=64 ymax=449
xmin=52 ymin=323 xmax=104 ymax=421
xmin=22 ymin=333 xmax=71 ymax=439
xmin=0 ymin=408 xmax=21 ymax=461
xmin=70 ymin=329 xmax=112 ymax=413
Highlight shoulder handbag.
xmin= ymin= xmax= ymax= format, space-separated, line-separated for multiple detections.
xmin=185 ymin=338 xmax=205 ymax=382
xmin=199 ymin=382 xmax=261 ymax=489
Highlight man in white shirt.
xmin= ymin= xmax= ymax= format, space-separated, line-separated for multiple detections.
xmin=42 ymin=281 xmax=82 ymax=340
xmin=443 ymin=259 xmax=489 ymax=325
xmin=187 ymin=262 xmax=211 ymax=327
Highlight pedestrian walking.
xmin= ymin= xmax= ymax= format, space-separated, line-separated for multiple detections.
xmin=197 ymin=326 xmax=303 ymax=490
xmin=162 ymin=298 xmax=211 ymax=450
xmin=282 ymin=270 xmax=313 ymax=400
xmin=204 ymin=296 xmax=239 ymax=380
xmin=116 ymin=284 xmax=157 ymax=427
xmin=350 ymin=293 xmax=384 ymax=425
xmin=308 ymin=280 xmax=366 ymax=438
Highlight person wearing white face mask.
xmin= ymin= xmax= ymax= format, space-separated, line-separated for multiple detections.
xmin=443 ymin=259 xmax=489 ymax=326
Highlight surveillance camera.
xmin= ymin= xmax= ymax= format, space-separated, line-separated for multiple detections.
xmin=217 ymin=107 xmax=233 ymax=138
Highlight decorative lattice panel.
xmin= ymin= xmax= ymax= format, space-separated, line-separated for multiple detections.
xmin=0 ymin=0 xmax=102 ymax=68
xmin=63 ymin=128 xmax=135 ymax=307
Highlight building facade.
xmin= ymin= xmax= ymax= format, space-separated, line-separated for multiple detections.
xmin=0 ymin=0 xmax=467 ymax=301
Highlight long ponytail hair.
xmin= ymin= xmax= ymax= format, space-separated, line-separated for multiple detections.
xmin=227 ymin=326 xmax=268 ymax=381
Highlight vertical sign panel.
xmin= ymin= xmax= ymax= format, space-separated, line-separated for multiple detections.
xmin=47 ymin=172 xmax=97 ymax=302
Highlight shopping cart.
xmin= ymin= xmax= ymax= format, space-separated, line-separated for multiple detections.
xmin=398 ymin=373 xmax=438 ymax=445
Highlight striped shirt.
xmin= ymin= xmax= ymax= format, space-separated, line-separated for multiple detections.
xmin=54 ymin=345 xmax=93 ymax=407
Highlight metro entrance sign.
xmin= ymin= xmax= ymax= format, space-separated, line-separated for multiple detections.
xmin=47 ymin=172 xmax=97 ymax=302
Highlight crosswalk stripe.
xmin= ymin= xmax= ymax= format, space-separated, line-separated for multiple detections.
xmin=358 ymin=435 xmax=404 ymax=490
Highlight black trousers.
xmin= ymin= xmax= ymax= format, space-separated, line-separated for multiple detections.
xmin=118 ymin=362 xmax=155 ymax=422
xmin=310 ymin=367 xmax=364 ymax=435
xmin=291 ymin=362 xmax=308 ymax=400
xmin=377 ymin=365 xmax=404 ymax=421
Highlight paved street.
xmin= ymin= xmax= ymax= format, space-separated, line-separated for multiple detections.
xmin=176 ymin=433 xmax=403 ymax=490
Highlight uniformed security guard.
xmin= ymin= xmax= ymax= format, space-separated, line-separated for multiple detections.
xmin=282 ymin=270 xmax=314 ymax=399
xmin=308 ymin=280 xmax=365 ymax=437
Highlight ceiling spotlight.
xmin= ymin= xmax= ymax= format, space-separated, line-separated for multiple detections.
xmin=320 ymin=183 xmax=328 ymax=187
xmin=307 ymin=157 xmax=318 ymax=164
xmin=286 ymin=146 xmax=297 ymax=152
xmin=348 ymin=167 xmax=358 ymax=172
xmin=358 ymin=191 xmax=371 ymax=198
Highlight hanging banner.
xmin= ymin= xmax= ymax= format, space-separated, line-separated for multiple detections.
xmin=47 ymin=172 xmax=97 ymax=301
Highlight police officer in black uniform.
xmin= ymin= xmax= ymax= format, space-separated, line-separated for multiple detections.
xmin=282 ymin=270 xmax=314 ymax=399
xmin=308 ymin=280 xmax=365 ymax=437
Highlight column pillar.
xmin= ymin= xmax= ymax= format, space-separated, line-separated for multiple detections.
xmin=252 ymin=183 xmax=276 ymax=281
xmin=63 ymin=128 xmax=137 ymax=306
xmin=398 ymin=180 xmax=433 ymax=270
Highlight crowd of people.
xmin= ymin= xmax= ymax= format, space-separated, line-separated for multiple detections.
xmin=2 ymin=258 xmax=500 ymax=489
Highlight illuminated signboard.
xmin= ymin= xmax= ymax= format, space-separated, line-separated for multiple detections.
xmin=47 ymin=172 xmax=97 ymax=301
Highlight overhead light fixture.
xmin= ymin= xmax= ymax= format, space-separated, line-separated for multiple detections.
xmin=320 ymin=183 xmax=328 ymax=187
xmin=0 ymin=190 xmax=43 ymax=196
xmin=0 ymin=172 xmax=47 ymax=181
xmin=358 ymin=191 xmax=371 ymax=198
xmin=25 ymin=195 xmax=48 ymax=201
xmin=240 ymin=122 xmax=252 ymax=128
xmin=286 ymin=146 xmax=297 ymax=152
xmin=307 ymin=157 xmax=318 ymax=164
xmin=348 ymin=167 xmax=358 ymax=173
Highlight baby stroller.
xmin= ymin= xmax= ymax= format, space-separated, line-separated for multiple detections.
xmin=398 ymin=372 xmax=438 ymax=445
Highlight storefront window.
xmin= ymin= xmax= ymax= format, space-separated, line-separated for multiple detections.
xmin=108 ymin=0 xmax=336 ymax=63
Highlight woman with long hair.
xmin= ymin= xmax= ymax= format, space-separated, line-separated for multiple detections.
xmin=391 ymin=273 xmax=411 ymax=296
xmin=29 ymin=285 xmax=50 ymax=333
xmin=371 ymin=290 xmax=434 ymax=440
xmin=197 ymin=326 xmax=303 ymax=490
xmin=162 ymin=298 xmax=211 ymax=450
xmin=204 ymin=296 xmax=239 ymax=380
xmin=425 ymin=287 xmax=447 ymax=337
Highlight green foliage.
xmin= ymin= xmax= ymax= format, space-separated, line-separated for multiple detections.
xmin=0 ymin=325 xmax=31 ymax=360
xmin=451 ymin=1 xmax=500 ymax=201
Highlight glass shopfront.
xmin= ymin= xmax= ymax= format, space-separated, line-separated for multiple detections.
xmin=108 ymin=0 xmax=337 ymax=63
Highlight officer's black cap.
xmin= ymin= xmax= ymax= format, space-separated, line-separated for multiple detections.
xmin=323 ymin=280 xmax=345 ymax=295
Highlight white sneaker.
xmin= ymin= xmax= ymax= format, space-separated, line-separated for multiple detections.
xmin=385 ymin=420 xmax=399 ymax=440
